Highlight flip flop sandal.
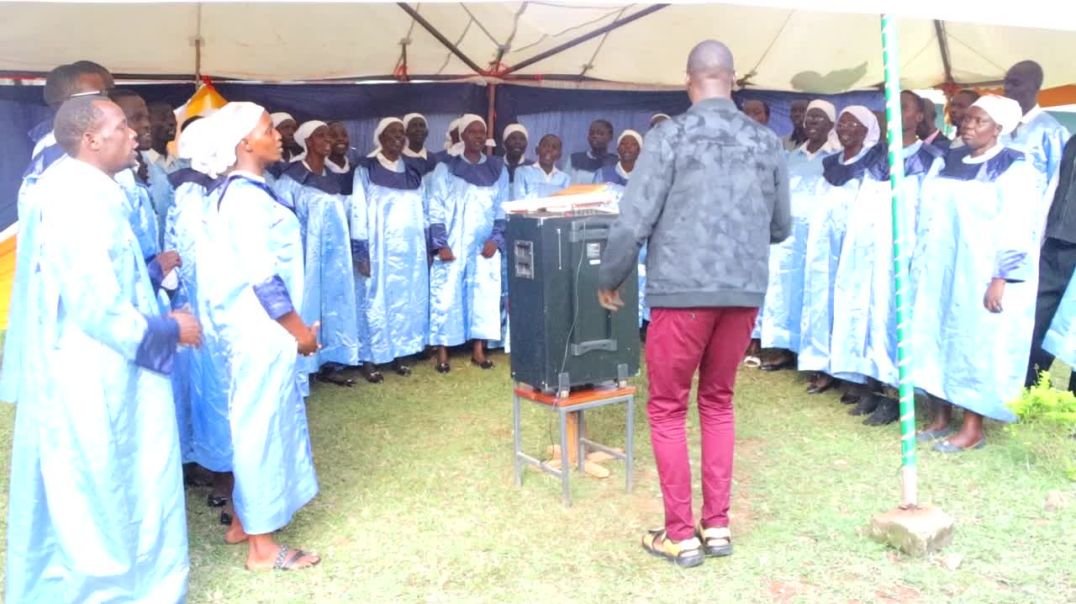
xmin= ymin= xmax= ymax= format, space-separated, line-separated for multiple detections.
xmin=641 ymin=529 xmax=704 ymax=568
xmin=393 ymin=363 xmax=412 ymax=376
xmin=695 ymin=524 xmax=733 ymax=557
xmin=435 ymin=362 xmax=451 ymax=374
xmin=933 ymin=438 xmax=985 ymax=454
xmin=471 ymin=358 xmax=495 ymax=370
xmin=271 ymin=545 xmax=321 ymax=571
xmin=743 ymin=356 xmax=762 ymax=369
xmin=219 ymin=510 xmax=232 ymax=525
xmin=916 ymin=427 xmax=955 ymax=442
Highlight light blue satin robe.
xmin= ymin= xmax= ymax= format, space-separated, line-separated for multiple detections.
xmin=350 ymin=158 xmax=430 ymax=364
xmin=427 ymin=156 xmax=508 ymax=346
xmin=909 ymin=147 xmax=1039 ymax=421
xmin=757 ymin=144 xmax=835 ymax=351
xmin=829 ymin=142 xmax=942 ymax=386
xmin=0 ymin=142 xmax=65 ymax=404
xmin=5 ymin=158 xmax=188 ymax=603
xmin=165 ymin=169 xmax=233 ymax=472
xmin=514 ymin=164 xmax=572 ymax=200
xmin=115 ymin=167 xmax=161 ymax=263
xmin=274 ymin=163 xmax=359 ymax=374
xmin=204 ymin=175 xmax=318 ymax=534
xmin=798 ymin=145 xmax=886 ymax=376
xmin=1005 ymin=109 xmax=1070 ymax=209
xmin=1043 ymin=269 xmax=1076 ymax=369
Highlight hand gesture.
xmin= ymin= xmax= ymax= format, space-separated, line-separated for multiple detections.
xmin=357 ymin=259 xmax=372 ymax=278
xmin=481 ymin=240 xmax=498 ymax=259
xmin=437 ymin=247 xmax=456 ymax=262
xmin=597 ymin=288 xmax=624 ymax=312
xmin=169 ymin=311 xmax=202 ymax=347
xmin=983 ymin=278 xmax=1005 ymax=313
xmin=297 ymin=321 xmax=321 ymax=356
xmin=157 ymin=250 xmax=182 ymax=275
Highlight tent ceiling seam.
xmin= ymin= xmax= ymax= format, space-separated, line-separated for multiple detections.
xmin=509 ymin=7 xmax=627 ymax=56
xmin=944 ymin=31 xmax=1008 ymax=76
xmin=460 ymin=3 xmax=502 ymax=47
xmin=741 ymin=10 xmax=795 ymax=86
xmin=579 ymin=6 xmax=629 ymax=78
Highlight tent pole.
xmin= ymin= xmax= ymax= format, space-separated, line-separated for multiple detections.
xmin=396 ymin=2 xmax=487 ymax=76
xmin=487 ymin=83 xmax=497 ymax=157
xmin=880 ymin=14 xmax=917 ymax=509
xmin=933 ymin=20 xmax=955 ymax=85
xmin=498 ymin=4 xmax=668 ymax=77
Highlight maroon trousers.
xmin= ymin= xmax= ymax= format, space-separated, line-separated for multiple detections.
xmin=645 ymin=306 xmax=758 ymax=540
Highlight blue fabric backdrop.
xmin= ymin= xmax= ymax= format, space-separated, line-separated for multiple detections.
xmin=0 ymin=81 xmax=884 ymax=231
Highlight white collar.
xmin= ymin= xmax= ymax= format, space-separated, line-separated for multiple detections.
xmin=615 ymin=162 xmax=633 ymax=181
xmin=504 ymin=155 xmax=527 ymax=167
xmin=535 ymin=164 xmax=560 ymax=182
xmin=839 ymin=146 xmax=871 ymax=166
xmin=796 ymin=138 xmax=840 ymax=160
xmin=461 ymin=153 xmax=487 ymax=166
xmin=1020 ymin=105 xmax=1043 ymax=125
xmin=962 ymin=143 xmax=1005 ymax=165
xmin=230 ymin=169 xmax=266 ymax=183
xmin=301 ymin=160 xmax=326 ymax=177
xmin=403 ymin=147 xmax=428 ymax=160
xmin=375 ymin=152 xmax=403 ymax=173
xmin=902 ymin=140 xmax=923 ymax=158
xmin=326 ymin=156 xmax=350 ymax=174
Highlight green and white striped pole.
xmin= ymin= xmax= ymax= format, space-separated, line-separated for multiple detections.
xmin=881 ymin=14 xmax=917 ymax=508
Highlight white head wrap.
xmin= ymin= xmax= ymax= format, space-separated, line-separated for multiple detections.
xmin=444 ymin=117 xmax=461 ymax=151
xmin=202 ymin=101 xmax=266 ymax=178
xmin=649 ymin=113 xmax=671 ymax=126
xmin=805 ymin=100 xmax=840 ymax=148
xmin=503 ymin=123 xmax=528 ymax=142
xmin=617 ymin=129 xmax=643 ymax=147
xmin=177 ymin=117 xmax=216 ymax=175
xmin=837 ymin=106 xmax=881 ymax=149
xmin=290 ymin=120 xmax=328 ymax=163
xmin=403 ymin=113 xmax=427 ymax=128
xmin=270 ymin=112 xmax=295 ymax=128
xmin=367 ymin=117 xmax=406 ymax=157
xmin=970 ymin=95 xmax=1024 ymax=136
xmin=455 ymin=114 xmax=496 ymax=151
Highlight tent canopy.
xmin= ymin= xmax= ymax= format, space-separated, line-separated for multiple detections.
xmin=2 ymin=1 xmax=1076 ymax=93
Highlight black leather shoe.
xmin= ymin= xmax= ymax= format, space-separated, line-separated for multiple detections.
xmin=864 ymin=398 xmax=900 ymax=425
xmin=435 ymin=362 xmax=451 ymax=374
xmin=471 ymin=358 xmax=495 ymax=370
xmin=207 ymin=494 xmax=228 ymax=508
xmin=840 ymin=392 xmax=861 ymax=404
xmin=849 ymin=395 xmax=880 ymax=416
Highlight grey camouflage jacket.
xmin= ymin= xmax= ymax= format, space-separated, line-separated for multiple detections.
xmin=599 ymin=96 xmax=791 ymax=309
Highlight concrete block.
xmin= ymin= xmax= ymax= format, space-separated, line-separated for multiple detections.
xmin=869 ymin=505 xmax=955 ymax=556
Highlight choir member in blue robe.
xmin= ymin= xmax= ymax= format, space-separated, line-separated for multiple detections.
xmin=427 ymin=114 xmax=509 ymax=372
xmin=568 ymin=118 xmax=618 ymax=185
xmin=326 ymin=121 xmax=358 ymax=194
xmin=514 ymin=134 xmax=571 ymax=199
xmin=911 ymin=96 xmax=1039 ymax=452
xmin=501 ymin=123 xmax=534 ymax=185
xmin=268 ymin=112 xmax=301 ymax=177
xmin=5 ymin=95 xmax=200 ymax=603
xmin=274 ymin=120 xmax=361 ymax=386
xmin=757 ymin=100 xmax=840 ymax=372
xmin=942 ymin=89 xmax=980 ymax=152
xmin=163 ymin=117 xmax=236 ymax=516
xmin=798 ymin=106 xmax=883 ymax=395
xmin=430 ymin=118 xmax=463 ymax=166
xmin=1043 ymin=269 xmax=1076 ymax=392
xmin=147 ymin=100 xmax=181 ymax=173
xmin=830 ymin=92 xmax=943 ymax=424
xmin=402 ymin=112 xmax=437 ymax=175
xmin=0 ymin=60 xmax=113 ymax=404
xmin=350 ymin=118 xmax=430 ymax=375
xmin=199 ymin=102 xmax=322 ymax=570
xmin=1003 ymin=61 xmax=1071 ymax=207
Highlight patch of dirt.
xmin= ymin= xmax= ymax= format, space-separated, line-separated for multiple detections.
xmin=874 ymin=585 xmax=922 ymax=603
xmin=767 ymin=580 xmax=811 ymax=603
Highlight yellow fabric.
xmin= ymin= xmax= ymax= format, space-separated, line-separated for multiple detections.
xmin=0 ymin=234 xmax=14 ymax=330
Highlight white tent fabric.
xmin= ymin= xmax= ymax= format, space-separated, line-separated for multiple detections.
xmin=0 ymin=1 xmax=1075 ymax=92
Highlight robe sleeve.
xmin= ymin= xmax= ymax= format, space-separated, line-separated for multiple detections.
xmin=490 ymin=169 xmax=509 ymax=250
xmin=427 ymin=164 xmax=450 ymax=251
xmin=599 ymin=129 xmax=675 ymax=291
xmin=993 ymin=161 xmax=1039 ymax=283
xmin=349 ymin=167 xmax=371 ymax=264
xmin=44 ymin=190 xmax=178 ymax=373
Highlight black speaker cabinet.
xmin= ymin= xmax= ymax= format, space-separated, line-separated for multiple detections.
xmin=507 ymin=211 xmax=640 ymax=393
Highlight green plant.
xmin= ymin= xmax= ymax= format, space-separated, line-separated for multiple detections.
xmin=1008 ymin=371 xmax=1076 ymax=427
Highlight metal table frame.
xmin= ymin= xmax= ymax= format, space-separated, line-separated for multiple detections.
xmin=512 ymin=385 xmax=635 ymax=506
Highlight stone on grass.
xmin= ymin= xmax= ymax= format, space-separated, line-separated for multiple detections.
xmin=869 ymin=505 xmax=954 ymax=557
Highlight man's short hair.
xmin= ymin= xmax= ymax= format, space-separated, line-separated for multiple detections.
xmin=107 ymin=88 xmax=144 ymax=105
xmin=538 ymin=133 xmax=561 ymax=146
xmin=592 ymin=119 xmax=613 ymax=134
xmin=54 ymin=95 xmax=109 ymax=156
xmin=70 ymin=60 xmax=114 ymax=89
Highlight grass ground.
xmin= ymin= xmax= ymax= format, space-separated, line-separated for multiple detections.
xmin=0 ymin=352 xmax=1073 ymax=603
